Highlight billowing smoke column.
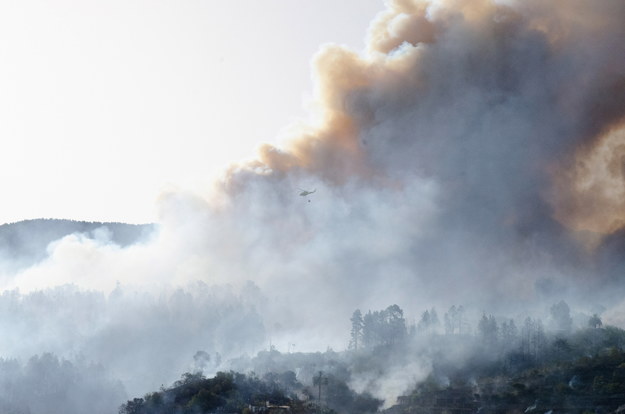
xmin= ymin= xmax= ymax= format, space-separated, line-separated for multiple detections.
xmin=2 ymin=0 xmax=625 ymax=410
xmin=158 ymin=0 xmax=625 ymax=313
xmin=21 ymin=0 xmax=621 ymax=338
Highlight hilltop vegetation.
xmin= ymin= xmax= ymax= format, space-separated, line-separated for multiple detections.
xmin=119 ymin=370 xmax=381 ymax=414
xmin=121 ymin=303 xmax=625 ymax=414
xmin=390 ymin=328 xmax=625 ymax=414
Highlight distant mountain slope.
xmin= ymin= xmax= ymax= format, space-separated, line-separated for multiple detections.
xmin=0 ymin=219 xmax=156 ymax=272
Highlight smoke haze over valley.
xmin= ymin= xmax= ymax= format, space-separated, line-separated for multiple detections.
xmin=2 ymin=0 xmax=625 ymax=412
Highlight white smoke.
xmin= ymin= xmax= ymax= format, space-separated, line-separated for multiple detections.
xmin=1 ymin=0 xmax=625 ymax=410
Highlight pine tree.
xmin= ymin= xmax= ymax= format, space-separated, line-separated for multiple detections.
xmin=349 ymin=309 xmax=364 ymax=351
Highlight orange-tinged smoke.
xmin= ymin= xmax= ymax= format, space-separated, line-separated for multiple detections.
xmin=552 ymin=124 xmax=625 ymax=236
xmin=219 ymin=45 xmax=378 ymax=193
xmin=367 ymin=0 xmax=436 ymax=54
xmin=6 ymin=3 xmax=625 ymax=410
xmin=218 ymin=0 xmax=625 ymax=249
xmin=180 ymin=0 xmax=625 ymax=317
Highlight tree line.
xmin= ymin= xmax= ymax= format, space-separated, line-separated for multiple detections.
xmin=348 ymin=300 xmax=605 ymax=359
xmin=348 ymin=304 xmax=407 ymax=351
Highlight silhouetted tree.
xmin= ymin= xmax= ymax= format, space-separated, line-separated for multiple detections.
xmin=362 ymin=311 xmax=377 ymax=349
xmin=360 ymin=305 xmax=406 ymax=348
xmin=417 ymin=308 xmax=440 ymax=334
xmin=313 ymin=371 xmax=328 ymax=403
xmin=501 ymin=319 xmax=518 ymax=349
xmin=430 ymin=308 xmax=440 ymax=330
xmin=531 ymin=319 xmax=547 ymax=360
xmin=588 ymin=313 xmax=603 ymax=329
xmin=521 ymin=317 xmax=546 ymax=360
xmin=444 ymin=305 xmax=467 ymax=335
xmin=349 ymin=310 xmax=364 ymax=351
xmin=385 ymin=304 xmax=407 ymax=345
xmin=478 ymin=313 xmax=498 ymax=347
xmin=444 ymin=306 xmax=455 ymax=335
xmin=418 ymin=310 xmax=432 ymax=332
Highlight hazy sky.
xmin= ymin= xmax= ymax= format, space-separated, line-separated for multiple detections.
xmin=0 ymin=0 xmax=382 ymax=224
xmin=2 ymin=2 xmax=625 ymax=409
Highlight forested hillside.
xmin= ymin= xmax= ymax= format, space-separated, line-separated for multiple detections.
xmin=121 ymin=304 xmax=625 ymax=414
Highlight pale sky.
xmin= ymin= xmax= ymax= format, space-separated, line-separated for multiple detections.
xmin=0 ymin=0 xmax=383 ymax=224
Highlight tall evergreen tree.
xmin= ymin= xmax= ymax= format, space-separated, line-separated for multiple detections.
xmin=385 ymin=304 xmax=407 ymax=345
xmin=429 ymin=308 xmax=440 ymax=331
xmin=501 ymin=319 xmax=518 ymax=349
xmin=417 ymin=310 xmax=431 ymax=333
xmin=362 ymin=311 xmax=375 ymax=349
xmin=478 ymin=314 xmax=498 ymax=347
xmin=349 ymin=309 xmax=364 ymax=351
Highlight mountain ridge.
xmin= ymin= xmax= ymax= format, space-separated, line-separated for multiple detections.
xmin=0 ymin=218 xmax=156 ymax=272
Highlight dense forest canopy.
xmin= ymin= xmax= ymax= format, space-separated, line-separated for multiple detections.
xmin=120 ymin=303 xmax=625 ymax=414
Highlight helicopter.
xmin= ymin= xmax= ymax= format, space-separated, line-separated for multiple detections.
xmin=299 ymin=188 xmax=316 ymax=197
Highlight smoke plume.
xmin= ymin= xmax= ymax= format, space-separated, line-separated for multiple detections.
xmin=182 ymin=0 xmax=625 ymax=311
xmin=1 ymin=0 xmax=625 ymax=410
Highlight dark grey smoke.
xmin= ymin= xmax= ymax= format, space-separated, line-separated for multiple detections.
xmin=200 ymin=0 xmax=625 ymax=313
xmin=2 ymin=0 xmax=625 ymax=411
